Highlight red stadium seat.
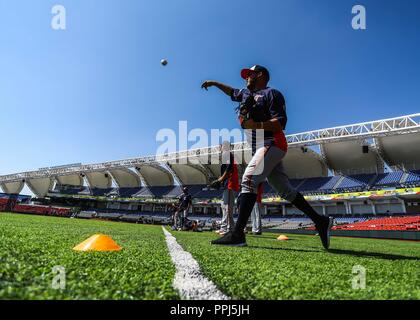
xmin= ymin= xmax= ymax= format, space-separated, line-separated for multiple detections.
xmin=334 ymin=216 xmax=420 ymax=231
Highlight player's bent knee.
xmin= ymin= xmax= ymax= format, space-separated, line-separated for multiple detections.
xmin=241 ymin=182 xmax=256 ymax=194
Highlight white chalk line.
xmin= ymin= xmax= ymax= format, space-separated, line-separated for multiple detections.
xmin=162 ymin=227 xmax=230 ymax=300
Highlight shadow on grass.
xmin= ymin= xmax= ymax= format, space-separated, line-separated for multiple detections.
xmin=327 ymin=248 xmax=420 ymax=261
xmin=247 ymin=245 xmax=321 ymax=254
xmin=247 ymin=235 xmax=297 ymax=240
xmin=247 ymin=246 xmax=420 ymax=261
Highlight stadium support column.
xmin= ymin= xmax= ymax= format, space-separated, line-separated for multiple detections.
xmin=400 ymin=199 xmax=407 ymax=213
xmin=282 ymin=204 xmax=286 ymax=216
xmin=345 ymin=201 xmax=352 ymax=215
xmin=371 ymin=201 xmax=376 ymax=215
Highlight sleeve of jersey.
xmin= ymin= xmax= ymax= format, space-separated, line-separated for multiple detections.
xmin=222 ymin=154 xmax=234 ymax=175
xmin=268 ymin=90 xmax=287 ymax=129
xmin=222 ymin=163 xmax=233 ymax=178
xmin=227 ymin=153 xmax=234 ymax=173
xmin=230 ymin=88 xmax=243 ymax=102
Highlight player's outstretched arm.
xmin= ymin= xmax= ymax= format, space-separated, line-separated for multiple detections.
xmin=201 ymin=80 xmax=234 ymax=97
xmin=218 ymin=167 xmax=230 ymax=183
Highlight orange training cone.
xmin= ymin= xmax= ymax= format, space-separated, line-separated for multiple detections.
xmin=73 ymin=234 xmax=122 ymax=252
xmin=277 ymin=234 xmax=289 ymax=241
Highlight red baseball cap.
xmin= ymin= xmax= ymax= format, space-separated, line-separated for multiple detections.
xmin=240 ymin=65 xmax=270 ymax=81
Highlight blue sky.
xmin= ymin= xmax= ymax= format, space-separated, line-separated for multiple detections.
xmin=0 ymin=0 xmax=419 ymax=177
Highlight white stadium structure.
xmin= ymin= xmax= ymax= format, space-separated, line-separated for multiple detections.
xmin=1 ymin=114 xmax=420 ymax=217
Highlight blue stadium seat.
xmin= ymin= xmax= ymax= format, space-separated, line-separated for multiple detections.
xmin=372 ymin=171 xmax=404 ymax=188
xmin=289 ymin=179 xmax=304 ymax=188
xmin=90 ymin=188 xmax=114 ymax=196
xmin=335 ymin=174 xmax=376 ymax=192
xmin=164 ymin=186 xmax=183 ymax=198
xmin=185 ymin=185 xmax=208 ymax=197
xmin=194 ymin=185 xmax=224 ymax=199
xmin=52 ymin=185 xmax=87 ymax=195
xmin=298 ymin=176 xmax=341 ymax=193
xmin=147 ymin=186 xmax=173 ymax=197
xmin=134 ymin=187 xmax=154 ymax=197
xmin=117 ymin=187 xmax=142 ymax=197
xmin=0 ymin=193 xmax=31 ymax=201
xmin=405 ymin=170 xmax=420 ymax=185
xmin=46 ymin=170 xmax=416 ymax=202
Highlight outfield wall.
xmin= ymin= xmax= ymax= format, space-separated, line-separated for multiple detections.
xmin=266 ymin=229 xmax=420 ymax=241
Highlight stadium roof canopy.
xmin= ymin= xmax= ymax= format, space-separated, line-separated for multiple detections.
xmin=0 ymin=114 xmax=419 ymax=197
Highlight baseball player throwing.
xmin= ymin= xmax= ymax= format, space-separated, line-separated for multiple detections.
xmin=201 ymin=65 xmax=334 ymax=249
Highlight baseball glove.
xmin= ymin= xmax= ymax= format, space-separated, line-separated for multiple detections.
xmin=208 ymin=179 xmax=222 ymax=190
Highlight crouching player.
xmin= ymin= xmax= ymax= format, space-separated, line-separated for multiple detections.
xmin=176 ymin=186 xmax=192 ymax=231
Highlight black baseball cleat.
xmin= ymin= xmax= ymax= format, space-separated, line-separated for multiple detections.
xmin=315 ymin=216 xmax=334 ymax=250
xmin=211 ymin=231 xmax=247 ymax=247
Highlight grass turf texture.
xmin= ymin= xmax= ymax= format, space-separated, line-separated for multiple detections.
xmin=172 ymin=229 xmax=420 ymax=299
xmin=0 ymin=213 xmax=178 ymax=299
xmin=1 ymin=213 xmax=419 ymax=300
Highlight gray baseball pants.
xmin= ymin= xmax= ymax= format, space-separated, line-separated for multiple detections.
xmin=241 ymin=145 xmax=297 ymax=202
xmin=220 ymin=188 xmax=236 ymax=232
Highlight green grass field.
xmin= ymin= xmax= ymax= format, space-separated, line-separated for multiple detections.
xmin=0 ymin=213 xmax=419 ymax=300
xmin=0 ymin=213 xmax=178 ymax=299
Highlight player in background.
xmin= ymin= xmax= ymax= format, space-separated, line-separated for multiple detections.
xmin=212 ymin=141 xmax=240 ymax=235
xmin=250 ymin=185 xmax=264 ymax=235
xmin=176 ymin=186 xmax=192 ymax=231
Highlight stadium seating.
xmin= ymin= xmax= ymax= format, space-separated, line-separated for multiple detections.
xmin=264 ymin=217 xmax=372 ymax=231
xmin=298 ymin=176 xmax=341 ymax=194
xmin=43 ymin=170 xmax=420 ymax=202
xmin=149 ymin=186 xmax=175 ymax=197
xmin=134 ymin=187 xmax=154 ymax=197
xmin=335 ymin=174 xmax=376 ymax=192
xmin=273 ymin=217 xmax=315 ymax=230
xmin=0 ymin=193 xmax=31 ymax=201
xmin=404 ymin=170 xmax=420 ymax=186
xmin=289 ymin=179 xmax=303 ymax=189
xmin=333 ymin=216 xmax=420 ymax=231
xmin=12 ymin=204 xmax=71 ymax=217
xmin=97 ymin=212 xmax=123 ymax=219
xmin=164 ymin=186 xmax=183 ymax=198
xmin=319 ymin=176 xmax=342 ymax=191
xmin=194 ymin=187 xmax=224 ymax=199
xmin=51 ymin=185 xmax=88 ymax=195
xmin=334 ymin=217 xmax=368 ymax=224
xmin=371 ymin=172 xmax=404 ymax=189
xmin=117 ymin=187 xmax=143 ymax=197
xmin=77 ymin=211 xmax=97 ymax=219
xmin=0 ymin=197 xmax=9 ymax=211
xmin=185 ymin=185 xmax=209 ymax=197
xmin=91 ymin=188 xmax=114 ymax=196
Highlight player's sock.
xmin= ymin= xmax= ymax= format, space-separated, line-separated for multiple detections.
xmin=234 ymin=193 xmax=257 ymax=234
xmin=291 ymin=192 xmax=324 ymax=224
